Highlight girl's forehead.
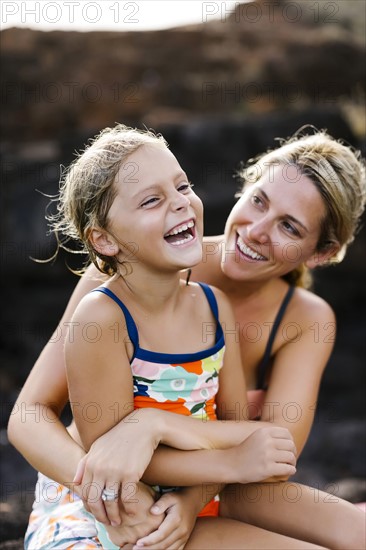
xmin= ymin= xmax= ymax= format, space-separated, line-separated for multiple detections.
xmin=114 ymin=144 xmax=184 ymax=193
xmin=121 ymin=144 xmax=179 ymax=173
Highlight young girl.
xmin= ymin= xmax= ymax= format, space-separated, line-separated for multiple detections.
xmin=9 ymin=126 xmax=365 ymax=549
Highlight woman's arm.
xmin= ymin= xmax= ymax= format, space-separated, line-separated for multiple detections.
xmin=7 ymin=264 xmax=102 ymax=485
xmin=260 ymin=289 xmax=336 ymax=455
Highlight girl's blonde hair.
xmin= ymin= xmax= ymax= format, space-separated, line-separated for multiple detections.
xmin=48 ymin=124 xmax=167 ymax=275
xmin=238 ymin=128 xmax=366 ymax=288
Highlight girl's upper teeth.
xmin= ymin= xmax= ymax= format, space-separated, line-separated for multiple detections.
xmin=166 ymin=220 xmax=194 ymax=236
xmin=237 ymin=236 xmax=265 ymax=260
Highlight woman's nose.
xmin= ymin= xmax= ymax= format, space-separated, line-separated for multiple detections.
xmin=246 ymin=218 xmax=270 ymax=244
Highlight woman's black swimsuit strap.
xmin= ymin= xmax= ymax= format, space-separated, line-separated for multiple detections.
xmin=256 ymin=286 xmax=295 ymax=390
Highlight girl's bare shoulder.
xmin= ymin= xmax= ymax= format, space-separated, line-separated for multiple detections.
xmin=71 ymin=283 xmax=125 ymax=328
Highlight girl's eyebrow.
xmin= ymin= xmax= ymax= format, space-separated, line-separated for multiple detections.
xmin=258 ymin=188 xmax=309 ymax=234
xmin=132 ymin=171 xmax=189 ymax=200
xmin=132 ymin=185 xmax=160 ymax=201
xmin=174 ymin=170 xmax=189 ymax=181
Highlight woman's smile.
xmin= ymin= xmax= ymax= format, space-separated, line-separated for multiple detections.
xmin=236 ymin=233 xmax=267 ymax=262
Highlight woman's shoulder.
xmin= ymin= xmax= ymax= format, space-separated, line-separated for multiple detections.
xmin=290 ymin=286 xmax=336 ymax=326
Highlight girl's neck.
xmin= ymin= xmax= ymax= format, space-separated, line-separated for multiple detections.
xmin=112 ymin=268 xmax=182 ymax=313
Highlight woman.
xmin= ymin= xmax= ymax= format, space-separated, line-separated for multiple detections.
xmin=8 ymin=128 xmax=365 ymax=549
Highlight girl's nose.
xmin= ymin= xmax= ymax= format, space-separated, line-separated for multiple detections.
xmin=171 ymin=191 xmax=190 ymax=211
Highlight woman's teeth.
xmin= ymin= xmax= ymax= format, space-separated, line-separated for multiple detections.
xmin=237 ymin=236 xmax=266 ymax=260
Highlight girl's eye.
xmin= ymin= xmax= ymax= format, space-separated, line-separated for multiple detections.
xmin=282 ymin=221 xmax=300 ymax=236
xmin=141 ymin=197 xmax=159 ymax=208
xmin=177 ymin=182 xmax=193 ymax=193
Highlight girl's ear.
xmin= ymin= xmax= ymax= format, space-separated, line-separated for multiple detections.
xmin=89 ymin=229 xmax=119 ymax=257
xmin=305 ymin=242 xmax=341 ymax=269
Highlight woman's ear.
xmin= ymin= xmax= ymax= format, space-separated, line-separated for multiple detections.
xmin=89 ymin=229 xmax=119 ymax=257
xmin=305 ymin=242 xmax=341 ymax=268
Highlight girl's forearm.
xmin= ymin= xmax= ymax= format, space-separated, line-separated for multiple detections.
xmin=152 ymin=408 xmax=273 ymax=450
xmin=142 ymin=445 xmax=235 ymax=486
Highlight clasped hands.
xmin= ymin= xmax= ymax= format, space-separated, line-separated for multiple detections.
xmin=72 ymin=408 xmax=297 ymax=549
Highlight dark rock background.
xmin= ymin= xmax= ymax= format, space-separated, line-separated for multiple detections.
xmin=1 ymin=1 xmax=365 ymax=544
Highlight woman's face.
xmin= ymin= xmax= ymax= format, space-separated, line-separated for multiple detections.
xmin=222 ymin=163 xmax=328 ymax=282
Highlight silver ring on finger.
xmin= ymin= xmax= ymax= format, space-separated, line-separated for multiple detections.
xmin=101 ymin=488 xmax=119 ymax=501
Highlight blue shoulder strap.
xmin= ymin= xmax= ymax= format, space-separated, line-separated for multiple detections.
xmin=92 ymin=287 xmax=139 ymax=350
xmin=197 ymin=282 xmax=222 ymax=341
xmin=92 ymin=283 xmax=223 ymax=351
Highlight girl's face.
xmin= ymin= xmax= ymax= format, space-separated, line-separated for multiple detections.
xmin=222 ymin=164 xmax=329 ymax=282
xmin=106 ymin=144 xmax=204 ymax=274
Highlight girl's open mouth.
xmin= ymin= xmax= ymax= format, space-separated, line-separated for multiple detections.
xmin=164 ymin=220 xmax=195 ymax=246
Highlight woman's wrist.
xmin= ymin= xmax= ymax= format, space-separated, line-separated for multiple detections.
xmin=130 ymin=408 xmax=165 ymax=446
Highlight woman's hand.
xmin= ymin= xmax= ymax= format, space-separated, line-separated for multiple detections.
xmin=73 ymin=408 xmax=163 ymax=525
xmin=132 ymin=489 xmax=200 ymax=550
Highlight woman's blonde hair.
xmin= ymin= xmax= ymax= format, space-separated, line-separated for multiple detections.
xmin=48 ymin=123 xmax=167 ymax=275
xmin=238 ymin=128 xmax=366 ymax=288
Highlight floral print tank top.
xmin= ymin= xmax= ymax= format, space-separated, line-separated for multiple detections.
xmin=93 ymin=283 xmax=225 ymax=421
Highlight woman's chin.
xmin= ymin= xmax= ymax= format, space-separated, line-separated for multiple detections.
xmin=221 ymin=256 xmax=260 ymax=281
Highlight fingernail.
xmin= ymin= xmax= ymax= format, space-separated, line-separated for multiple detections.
xmin=111 ymin=521 xmax=119 ymax=527
xmin=151 ymin=505 xmax=160 ymax=513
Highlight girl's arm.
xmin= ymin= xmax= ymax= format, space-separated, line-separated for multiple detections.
xmin=65 ymin=289 xmax=138 ymax=447
xmin=259 ymin=289 xmax=336 ymax=455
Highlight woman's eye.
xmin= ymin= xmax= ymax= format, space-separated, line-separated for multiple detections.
xmin=282 ymin=221 xmax=299 ymax=236
xmin=251 ymin=194 xmax=263 ymax=207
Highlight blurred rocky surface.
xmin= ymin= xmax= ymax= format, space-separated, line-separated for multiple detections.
xmin=1 ymin=0 xmax=365 ymax=543
xmin=1 ymin=0 xmax=365 ymax=140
